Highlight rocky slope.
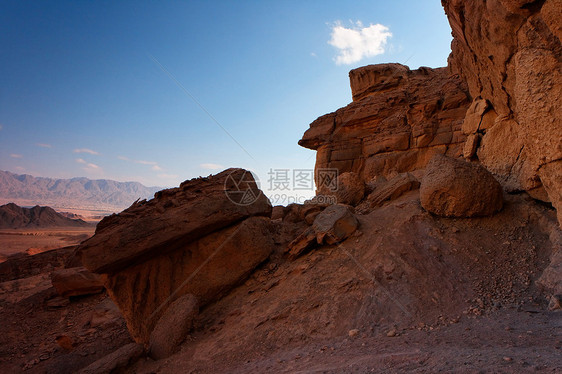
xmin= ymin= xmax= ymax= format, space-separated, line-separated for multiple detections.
xmin=0 ymin=203 xmax=91 ymax=229
xmin=0 ymin=170 xmax=161 ymax=212
xmin=0 ymin=1 xmax=560 ymax=373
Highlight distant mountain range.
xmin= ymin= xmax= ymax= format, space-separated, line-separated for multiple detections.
xmin=0 ymin=170 xmax=162 ymax=212
xmin=0 ymin=203 xmax=91 ymax=229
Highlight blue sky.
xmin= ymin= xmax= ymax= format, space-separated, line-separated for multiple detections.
xmin=0 ymin=0 xmax=453 ymax=203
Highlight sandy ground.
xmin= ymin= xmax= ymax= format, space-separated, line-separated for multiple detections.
xmin=144 ymin=307 xmax=561 ymax=373
xmin=0 ymin=228 xmax=95 ymax=260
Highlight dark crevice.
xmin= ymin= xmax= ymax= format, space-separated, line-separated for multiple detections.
xmin=521 ymin=0 xmax=546 ymax=13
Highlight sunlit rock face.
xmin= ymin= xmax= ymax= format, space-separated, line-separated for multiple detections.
xmin=299 ymin=64 xmax=471 ymax=189
xmin=442 ymin=0 xmax=562 ymax=226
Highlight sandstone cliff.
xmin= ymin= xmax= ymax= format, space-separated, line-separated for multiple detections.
xmin=300 ymin=1 xmax=561 ymax=228
xmin=299 ymin=65 xmax=471 ymax=187
xmin=442 ymin=0 xmax=562 ymax=224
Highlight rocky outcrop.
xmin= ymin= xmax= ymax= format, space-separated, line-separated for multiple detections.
xmin=0 ymin=246 xmax=75 ymax=283
xmin=78 ymin=168 xmax=271 ymax=274
xmin=442 ymin=0 xmax=562 ymax=225
xmin=420 ymin=155 xmax=504 ymax=218
xmin=77 ymin=169 xmax=275 ymax=343
xmin=299 ymin=64 xmax=471 ymax=186
xmin=50 ymin=267 xmax=104 ymax=298
xmin=365 ymin=172 xmax=420 ymax=209
xmin=286 ymin=204 xmax=358 ymax=260
xmin=332 ymin=172 xmax=365 ymax=206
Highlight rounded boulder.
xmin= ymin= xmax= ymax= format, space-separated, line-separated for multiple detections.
xmin=420 ymin=155 xmax=503 ymax=217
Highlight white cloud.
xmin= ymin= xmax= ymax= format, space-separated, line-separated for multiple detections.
xmin=200 ymin=163 xmax=224 ymax=170
xmin=76 ymin=158 xmax=101 ymax=172
xmin=136 ymin=160 xmax=157 ymax=166
xmin=74 ymin=148 xmax=100 ymax=155
xmin=118 ymin=156 xmax=164 ymax=172
xmin=328 ymin=21 xmax=392 ymax=65
xmin=10 ymin=153 xmax=23 ymax=158
xmin=36 ymin=143 xmax=52 ymax=148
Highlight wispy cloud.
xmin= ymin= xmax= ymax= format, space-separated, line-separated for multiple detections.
xmin=36 ymin=143 xmax=52 ymax=148
xmin=76 ymin=158 xmax=101 ymax=172
xmin=200 ymin=163 xmax=224 ymax=170
xmin=328 ymin=21 xmax=392 ymax=65
xmin=136 ymin=160 xmax=158 ymax=166
xmin=10 ymin=153 xmax=23 ymax=158
xmin=118 ymin=155 xmax=165 ymax=172
xmin=74 ymin=148 xmax=100 ymax=155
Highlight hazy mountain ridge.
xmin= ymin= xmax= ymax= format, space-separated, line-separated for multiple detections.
xmin=0 ymin=203 xmax=91 ymax=229
xmin=0 ymin=170 xmax=162 ymax=211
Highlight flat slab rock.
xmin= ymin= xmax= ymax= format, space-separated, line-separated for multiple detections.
xmin=77 ymin=168 xmax=271 ymax=274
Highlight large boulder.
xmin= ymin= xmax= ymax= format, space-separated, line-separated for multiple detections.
xmin=102 ymin=215 xmax=275 ymax=343
xmin=51 ymin=267 xmax=104 ymax=297
xmin=420 ymin=155 xmax=504 ymax=217
xmin=76 ymin=169 xmax=276 ymax=344
xmin=78 ymin=168 xmax=271 ymax=274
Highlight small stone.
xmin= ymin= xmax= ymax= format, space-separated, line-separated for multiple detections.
xmin=348 ymin=329 xmax=359 ymax=337
xmin=503 ymin=356 xmax=512 ymax=362
xmin=55 ymin=335 xmax=73 ymax=351
xmin=548 ymin=295 xmax=561 ymax=311
xmin=386 ymin=329 xmax=397 ymax=337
